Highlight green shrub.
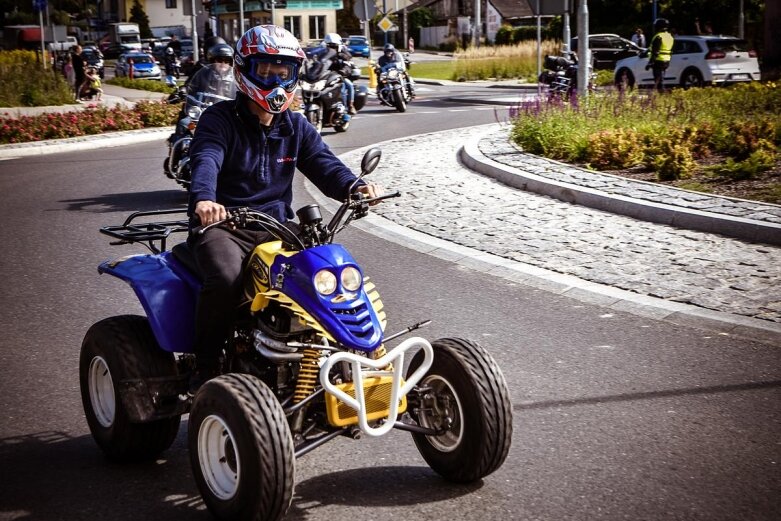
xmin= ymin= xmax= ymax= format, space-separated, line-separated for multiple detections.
xmin=584 ymin=128 xmax=644 ymax=169
xmin=708 ymin=140 xmax=777 ymax=180
xmin=646 ymin=138 xmax=697 ymax=181
xmin=0 ymin=50 xmax=74 ymax=107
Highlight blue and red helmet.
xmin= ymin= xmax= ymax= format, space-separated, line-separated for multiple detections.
xmin=234 ymin=25 xmax=307 ymax=113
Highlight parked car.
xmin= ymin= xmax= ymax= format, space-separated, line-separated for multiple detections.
xmin=345 ymin=35 xmax=371 ymax=58
xmin=114 ymin=52 xmax=162 ymax=80
xmin=81 ymin=46 xmax=105 ymax=79
xmin=613 ymin=35 xmax=760 ymax=90
xmin=103 ymin=42 xmax=139 ymax=59
xmin=571 ymin=33 xmax=645 ymax=70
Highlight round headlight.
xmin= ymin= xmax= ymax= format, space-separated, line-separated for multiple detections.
xmin=341 ymin=266 xmax=362 ymax=292
xmin=314 ymin=269 xmax=337 ymax=295
xmin=388 ymin=68 xmax=400 ymax=79
xmin=187 ymin=106 xmax=202 ymax=119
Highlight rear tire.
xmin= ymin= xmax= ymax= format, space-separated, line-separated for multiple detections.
xmin=189 ymin=374 xmax=295 ymax=521
xmin=79 ymin=315 xmax=181 ymax=462
xmin=407 ymin=337 xmax=512 ymax=483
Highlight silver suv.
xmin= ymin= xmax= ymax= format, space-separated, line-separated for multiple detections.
xmin=614 ymin=35 xmax=760 ymax=89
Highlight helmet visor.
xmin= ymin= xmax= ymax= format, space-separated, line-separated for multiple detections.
xmin=247 ymin=56 xmax=300 ymax=92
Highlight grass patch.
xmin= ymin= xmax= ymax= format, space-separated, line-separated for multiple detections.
xmin=107 ymin=76 xmax=174 ymax=93
xmin=405 ymin=60 xmax=456 ymax=80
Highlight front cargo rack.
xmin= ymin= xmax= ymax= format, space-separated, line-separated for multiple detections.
xmin=100 ymin=208 xmax=189 ymax=253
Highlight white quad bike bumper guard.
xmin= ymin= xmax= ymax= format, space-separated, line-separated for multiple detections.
xmin=319 ymin=336 xmax=434 ymax=437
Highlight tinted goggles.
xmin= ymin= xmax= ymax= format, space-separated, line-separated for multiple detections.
xmin=246 ymin=56 xmax=300 ymax=92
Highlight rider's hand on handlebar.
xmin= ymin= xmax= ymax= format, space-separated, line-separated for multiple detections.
xmin=195 ymin=200 xmax=228 ymax=226
xmin=355 ymin=183 xmax=385 ymax=206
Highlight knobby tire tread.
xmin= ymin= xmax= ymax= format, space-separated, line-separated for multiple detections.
xmin=81 ymin=315 xmax=180 ymax=462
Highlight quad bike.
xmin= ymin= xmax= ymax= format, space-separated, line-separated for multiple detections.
xmin=80 ymin=148 xmax=513 ymax=520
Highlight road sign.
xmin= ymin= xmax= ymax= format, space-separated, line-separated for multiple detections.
xmin=353 ymin=0 xmax=377 ymax=21
xmin=377 ymin=16 xmax=395 ymax=33
xmin=32 ymin=0 xmax=46 ymax=11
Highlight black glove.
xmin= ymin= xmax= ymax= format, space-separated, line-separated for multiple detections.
xmin=645 ymin=63 xmax=652 ymax=71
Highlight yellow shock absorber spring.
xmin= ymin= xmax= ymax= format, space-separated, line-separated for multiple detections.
xmin=294 ymin=347 xmax=320 ymax=403
xmin=373 ymin=345 xmax=391 ymax=369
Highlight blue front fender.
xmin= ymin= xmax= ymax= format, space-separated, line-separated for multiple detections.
xmin=99 ymin=252 xmax=199 ymax=353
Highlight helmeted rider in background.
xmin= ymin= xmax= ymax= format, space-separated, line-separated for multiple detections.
xmin=185 ymin=25 xmax=384 ymax=395
xmin=376 ymin=43 xmax=415 ymax=98
xmin=185 ymin=36 xmax=230 ymax=86
xmin=168 ymin=42 xmax=236 ymax=145
xmin=163 ymin=46 xmax=179 ymax=78
xmin=321 ymin=32 xmax=357 ymax=115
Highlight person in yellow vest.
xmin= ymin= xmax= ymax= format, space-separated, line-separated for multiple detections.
xmin=645 ymin=18 xmax=674 ymax=93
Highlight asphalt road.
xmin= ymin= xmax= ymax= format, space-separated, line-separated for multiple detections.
xmin=0 ymin=87 xmax=779 ymax=521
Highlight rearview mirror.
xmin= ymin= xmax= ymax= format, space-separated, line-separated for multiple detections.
xmin=360 ymin=148 xmax=382 ymax=177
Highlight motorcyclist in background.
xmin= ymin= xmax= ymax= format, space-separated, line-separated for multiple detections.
xmin=167 ymin=43 xmax=236 ymax=148
xmin=321 ymin=33 xmax=357 ymax=115
xmin=185 ymin=36 xmax=230 ymax=86
xmin=164 ymin=47 xmax=179 ymax=79
xmin=376 ymin=43 xmax=415 ymax=98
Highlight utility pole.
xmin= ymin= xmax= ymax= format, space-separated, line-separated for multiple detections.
xmin=191 ymin=0 xmax=199 ymax=62
xmin=473 ymin=0 xmax=481 ymax=47
xmin=576 ymin=0 xmax=588 ymax=97
xmin=239 ymin=0 xmax=245 ymax=35
xmin=738 ymin=0 xmax=745 ymax=38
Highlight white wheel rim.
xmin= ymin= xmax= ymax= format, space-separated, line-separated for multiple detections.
xmin=88 ymin=356 xmax=115 ymax=428
xmin=418 ymin=375 xmax=464 ymax=452
xmin=198 ymin=415 xmax=240 ymax=500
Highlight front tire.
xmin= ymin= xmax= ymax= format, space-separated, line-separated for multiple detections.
xmin=407 ymin=338 xmax=512 ymax=483
xmin=615 ymin=68 xmax=635 ymax=91
xmin=305 ymin=108 xmax=323 ymax=133
xmin=393 ymin=88 xmax=407 ymax=113
xmin=189 ymin=374 xmax=295 ymax=521
xmin=680 ymin=67 xmax=705 ymax=89
xmin=79 ymin=315 xmax=181 ymax=462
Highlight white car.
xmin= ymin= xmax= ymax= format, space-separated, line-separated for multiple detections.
xmin=613 ymin=35 xmax=760 ymax=89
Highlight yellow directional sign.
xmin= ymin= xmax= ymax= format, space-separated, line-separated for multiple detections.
xmin=377 ymin=16 xmax=395 ymax=33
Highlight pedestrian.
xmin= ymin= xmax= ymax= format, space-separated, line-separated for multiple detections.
xmin=184 ymin=25 xmax=385 ymax=395
xmin=71 ymin=45 xmax=85 ymax=101
xmin=631 ymin=27 xmax=646 ymax=48
xmin=646 ymin=18 xmax=673 ymax=93
xmin=62 ymin=54 xmax=76 ymax=97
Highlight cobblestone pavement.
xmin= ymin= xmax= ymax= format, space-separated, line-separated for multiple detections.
xmin=336 ymin=124 xmax=781 ymax=326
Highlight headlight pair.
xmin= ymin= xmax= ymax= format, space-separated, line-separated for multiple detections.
xmin=314 ymin=266 xmax=362 ymax=295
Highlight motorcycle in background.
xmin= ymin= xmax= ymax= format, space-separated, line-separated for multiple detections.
xmin=374 ymin=54 xmax=414 ymax=113
xmin=299 ymin=55 xmax=368 ymax=133
xmin=163 ymin=64 xmax=236 ymax=190
xmin=538 ymin=52 xmax=595 ymax=100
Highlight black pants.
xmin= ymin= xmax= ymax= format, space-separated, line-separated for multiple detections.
xmin=652 ymin=61 xmax=669 ymax=93
xmin=189 ymin=226 xmax=273 ymax=369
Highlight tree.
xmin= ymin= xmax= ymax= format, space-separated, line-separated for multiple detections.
xmin=130 ymin=0 xmax=153 ymax=40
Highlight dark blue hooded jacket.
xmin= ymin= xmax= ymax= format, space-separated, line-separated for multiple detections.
xmin=188 ymin=94 xmax=359 ymax=225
